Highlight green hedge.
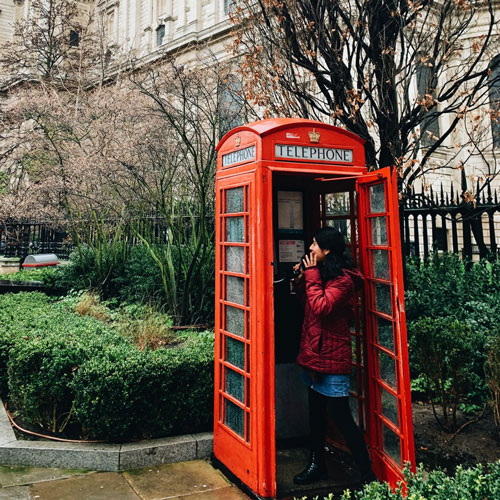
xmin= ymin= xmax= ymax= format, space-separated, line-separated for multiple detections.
xmin=0 ymin=292 xmax=214 ymax=441
xmin=341 ymin=463 xmax=500 ymax=499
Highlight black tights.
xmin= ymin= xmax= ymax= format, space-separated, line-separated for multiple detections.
xmin=308 ymin=387 xmax=371 ymax=474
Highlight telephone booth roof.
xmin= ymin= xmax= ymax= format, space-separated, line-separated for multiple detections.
xmin=216 ymin=118 xmax=367 ymax=175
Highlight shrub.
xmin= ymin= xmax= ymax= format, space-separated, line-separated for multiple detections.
xmin=485 ymin=329 xmax=500 ymax=440
xmin=1 ymin=292 xmax=214 ymax=441
xmin=6 ymin=305 xmax=129 ymax=433
xmin=71 ymin=331 xmax=214 ymax=441
xmin=341 ymin=462 xmax=500 ymax=499
xmin=408 ymin=316 xmax=483 ymax=432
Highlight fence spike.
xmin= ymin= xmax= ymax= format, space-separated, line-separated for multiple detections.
xmin=450 ymin=182 xmax=456 ymax=205
xmin=487 ymin=182 xmax=493 ymax=204
xmin=476 ymin=178 xmax=481 ymax=202
xmin=461 ymin=167 xmax=468 ymax=193
xmin=440 ymin=183 xmax=445 ymax=205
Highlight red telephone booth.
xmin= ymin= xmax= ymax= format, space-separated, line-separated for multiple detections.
xmin=213 ymin=118 xmax=415 ymax=498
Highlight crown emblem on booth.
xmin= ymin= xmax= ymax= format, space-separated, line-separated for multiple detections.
xmin=308 ymin=128 xmax=320 ymax=143
xmin=235 ymin=135 xmax=241 ymax=147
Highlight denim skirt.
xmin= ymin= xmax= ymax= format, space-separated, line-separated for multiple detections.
xmin=302 ymin=370 xmax=350 ymax=397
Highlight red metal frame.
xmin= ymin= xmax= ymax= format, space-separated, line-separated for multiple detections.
xmin=357 ymin=168 xmax=416 ymax=487
xmin=214 ymin=119 xmax=414 ymax=498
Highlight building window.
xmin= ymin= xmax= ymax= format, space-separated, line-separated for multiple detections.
xmin=416 ymin=55 xmax=440 ymax=146
xmin=69 ymin=30 xmax=79 ymax=47
xmin=156 ymin=24 xmax=165 ymax=46
xmin=219 ymin=77 xmax=245 ymax=138
xmin=224 ymin=0 xmax=233 ymax=15
xmin=489 ymin=55 xmax=500 ymax=149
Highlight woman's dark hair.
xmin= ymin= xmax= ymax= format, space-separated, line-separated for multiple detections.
xmin=314 ymin=227 xmax=352 ymax=281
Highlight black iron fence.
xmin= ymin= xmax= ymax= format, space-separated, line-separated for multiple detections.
xmin=0 ymin=214 xmax=215 ymax=262
xmin=1 ymin=174 xmax=500 ymax=263
xmin=401 ymin=170 xmax=500 ymax=261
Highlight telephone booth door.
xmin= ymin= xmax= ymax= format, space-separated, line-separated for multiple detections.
xmin=213 ymin=119 xmax=414 ymax=499
xmin=357 ymin=167 xmax=415 ymax=487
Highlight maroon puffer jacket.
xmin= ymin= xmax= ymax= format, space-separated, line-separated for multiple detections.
xmin=296 ymin=266 xmax=363 ymax=374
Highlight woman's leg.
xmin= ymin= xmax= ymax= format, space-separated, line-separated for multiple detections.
xmin=327 ymin=396 xmax=372 ymax=475
xmin=293 ymin=388 xmax=329 ymax=484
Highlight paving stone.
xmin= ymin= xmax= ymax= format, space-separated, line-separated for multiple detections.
xmin=0 ymin=442 xmax=120 ymax=471
xmin=180 ymin=486 xmax=250 ymax=500
xmin=29 ymin=472 xmax=141 ymax=500
xmin=0 ymin=465 xmax=94 ymax=488
xmin=0 ymin=486 xmax=30 ymax=500
xmin=119 ymin=435 xmax=197 ymax=470
xmin=194 ymin=433 xmax=213 ymax=459
xmin=0 ymin=401 xmax=16 ymax=446
xmin=123 ymin=460 xmax=230 ymax=500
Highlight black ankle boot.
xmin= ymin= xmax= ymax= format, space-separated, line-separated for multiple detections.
xmin=293 ymin=450 xmax=328 ymax=485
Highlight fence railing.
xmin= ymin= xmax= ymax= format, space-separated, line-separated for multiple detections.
xmin=0 ymin=215 xmax=215 ymax=262
xmin=401 ymin=170 xmax=500 ymax=261
xmin=2 ymin=174 xmax=500 ymax=263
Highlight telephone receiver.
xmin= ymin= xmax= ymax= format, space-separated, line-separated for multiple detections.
xmin=293 ymin=254 xmax=308 ymax=276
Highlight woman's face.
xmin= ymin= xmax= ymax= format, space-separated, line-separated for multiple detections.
xmin=309 ymin=237 xmax=330 ymax=263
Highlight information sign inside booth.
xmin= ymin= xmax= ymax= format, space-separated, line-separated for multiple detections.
xmin=213 ymin=118 xmax=415 ymax=498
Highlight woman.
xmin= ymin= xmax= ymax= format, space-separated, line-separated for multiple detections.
xmin=292 ymin=227 xmax=375 ymax=485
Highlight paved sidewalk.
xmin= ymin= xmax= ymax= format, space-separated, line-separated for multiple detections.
xmin=0 ymin=460 xmax=249 ymax=500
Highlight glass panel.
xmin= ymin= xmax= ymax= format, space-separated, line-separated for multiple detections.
xmin=246 ymin=412 xmax=250 ymax=443
xmin=225 ymin=367 xmax=245 ymax=402
xmin=376 ymin=317 xmax=394 ymax=351
xmin=326 ymin=219 xmax=351 ymax=243
xmin=349 ymin=394 xmax=360 ymax=426
xmin=225 ymin=305 xmax=245 ymax=337
xmin=225 ymin=336 xmax=245 ymax=369
xmin=383 ymin=423 xmax=401 ymax=465
xmin=325 ymin=192 xmax=350 ymax=216
xmin=369 ymin=183 xmax=386 ymax=213
xmin=378 ymin=349 xmax=397 ymax=388
xmin=224 ymin=398 xmax=244 ymax=437
xmin=226 ymin=187 xmax=244 ymax=213
xmin=375 ymin=283 xmax=392 ymax=315
xmin=226 ymin=217 xmax=244 ymax=242
xmin=372 ymin=249 xmax=390 ymax=280
xmin=370 ymin=217 xmax=387 ymax=246
xmin=226 ymin=276 xmax=245 ymax=305
xmin=226 ymin=246 xmax=244 ymax=273
xmin=381 ymin=387 xmax=399 ymax=426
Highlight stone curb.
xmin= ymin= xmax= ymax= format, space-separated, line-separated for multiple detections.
xmin=0 ymin=399 xmax=213 ymax=471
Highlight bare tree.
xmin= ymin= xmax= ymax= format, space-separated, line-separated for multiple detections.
xmin=232 ymin=0 xmax=500 ymax=199
xmin=0 ymin=0 xmax=115 ymax=87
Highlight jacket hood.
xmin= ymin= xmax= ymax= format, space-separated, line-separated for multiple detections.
xmin=343 ymin=267 xmax=364 ymax=291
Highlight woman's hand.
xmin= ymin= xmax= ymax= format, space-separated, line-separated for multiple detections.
xmin=302 ymin=252 xmax=317 ymax=268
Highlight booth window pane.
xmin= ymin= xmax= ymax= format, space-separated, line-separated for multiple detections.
xmin=378 ymin=349 xmax=397 ymax=388
xmin=372 ymin=249 xmax=390 ymax=280
xmin=382 ymin=423 xmax=401 ymax=465
xmin=226 ymin=276 xmax=245 ymax=305
xmin=226 ymin=246 xmax=244 ymax=273
xmin=326 ymin=219 xmax=351 ymax=243
xmin=225 ymin=367 xmax=245 ymax=403
xmin=226 ymin=336 xmax=245 ymax=369
xmin=376 ymin=316 xmax=394 ymax=352
xmin=381 ymin=387 xmax=399 ymax=427
xmin=226 ymin=217 xmax=244 ymax=242
xmin=370 ymin=217 xmax=388 ymax=246
xmin=226 ymin=187 xmax=244 ymax=213
xmin=325 ymin=192 xmax=350 ymax=216
xmin=375 ymin=283 xmax=392 ymax=315
xmin=369 ymin=184 xmax=386 ymax=213
xmin=224 ymin=399 xmax=244 ymax=437
xmin=225 ymin=306 xmax=245 ymax=337
xmin=350 ymin=394 xmax=360 ymax=426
